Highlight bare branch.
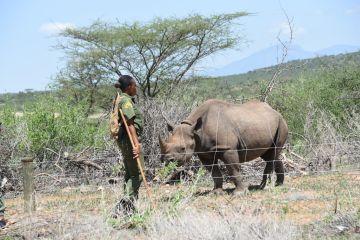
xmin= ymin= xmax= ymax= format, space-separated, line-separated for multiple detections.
xmin=261 ymin=7 xmax=294 ymax=102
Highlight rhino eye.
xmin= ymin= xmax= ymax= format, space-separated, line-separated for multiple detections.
xmin=180 ymin=146 xmax=186 ymax=151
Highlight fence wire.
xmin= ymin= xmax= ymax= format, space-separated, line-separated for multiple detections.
xmin=3 ymin=140 xmax=360 ymax=169
xmin=3 ymin=164 xmax=360 ymax=195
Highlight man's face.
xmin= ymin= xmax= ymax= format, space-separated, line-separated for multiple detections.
xmin=127 ymin=80 xmax=137 ymax=96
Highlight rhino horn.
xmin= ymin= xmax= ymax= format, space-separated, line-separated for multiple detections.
xmin=159 ymin=135 xmax=167 ymax=153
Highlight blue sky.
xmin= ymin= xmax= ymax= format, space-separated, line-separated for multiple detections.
xmin=1 ymin=0 xmax=359 ymax=93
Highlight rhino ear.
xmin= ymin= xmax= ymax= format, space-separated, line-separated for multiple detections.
xmin=190 ymin=118 xmax=202 ymax=144
xmin=161 ymin=111 xmax=175 ymax=132
xmin=167 ymin=123 xmax=175 ymax=132
xmin=191 ymin=118 xmax=202 ymax=132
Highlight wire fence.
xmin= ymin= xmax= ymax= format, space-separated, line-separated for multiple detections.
xmin=3 ymin=140 xmax=359 ymax=169
xmin=3 ymin=156 xmax=360 ymax=183
xmin=5 ymin=166 xmax=360 ymax=205
xmin=2 ymin=157 xmax=359 ymax=196
xmin=1 ymin=139 xmax=359 ymax=220
xmin=2 ymin=139 xmax=359 ymax=170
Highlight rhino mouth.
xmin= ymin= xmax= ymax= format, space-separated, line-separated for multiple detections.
xmin=160 ymin=155 xmax=175 ymax=163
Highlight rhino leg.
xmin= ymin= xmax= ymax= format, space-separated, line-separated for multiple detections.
xmin=259 ymin=161 xmax=274 ymax=189
xmin=248 ymin=160 xmax=275 ymax=191
xmin=260 ymin=148 xmax=285 ymax=188
xmin=198 ymin=154 xmax=224 ymax=194
xmin=274 ymin=160 xmax=284 ymax=186
xmin=221 ymin=150 xmax=247 ymax=194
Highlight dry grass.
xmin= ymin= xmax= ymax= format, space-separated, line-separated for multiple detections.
xmin=1 ymin=172 xmax=360 ymax=239
xmin=147 ymin=206 xmax=296 ymax=240
xmin=296 ymin=107 xmax=360 ymax=172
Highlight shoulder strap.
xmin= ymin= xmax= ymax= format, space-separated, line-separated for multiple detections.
xmin=112 ymin=92 xmax=122 ymax=112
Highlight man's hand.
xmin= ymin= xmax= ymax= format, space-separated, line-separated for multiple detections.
xmin=133 ymin=144 xmax=141 ymax=159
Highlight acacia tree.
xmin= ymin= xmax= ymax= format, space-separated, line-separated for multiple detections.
xmin=55 ymin=12 xmax=248 ymax=102
xmin=53 ymin=53 xmax=113 ymax=113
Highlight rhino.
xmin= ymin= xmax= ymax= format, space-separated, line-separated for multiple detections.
xmin=159 ymin=99 xmax=288 ymax=194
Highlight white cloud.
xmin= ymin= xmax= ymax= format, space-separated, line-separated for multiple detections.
xmin=39 ymin=22 xmax=75 ymax=34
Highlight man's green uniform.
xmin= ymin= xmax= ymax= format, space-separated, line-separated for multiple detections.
xmin=116 ymin=92 xmax=144 ymax=200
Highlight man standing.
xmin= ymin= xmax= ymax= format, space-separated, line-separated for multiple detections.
xmin=113 ymin=75 xmax=145 ymax=216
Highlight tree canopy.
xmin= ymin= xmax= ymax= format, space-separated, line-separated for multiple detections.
xmin=54 ymin=12 xmax=249 ymax=103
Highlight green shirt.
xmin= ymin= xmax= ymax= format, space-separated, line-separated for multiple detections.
xmin=118 ymin=92 xmax=144 ymax=136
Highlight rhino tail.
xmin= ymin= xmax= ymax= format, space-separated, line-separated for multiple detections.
xmin=276 ymin=116 xmax=288 ymax=151
xmin=274 ymin=116 xmax=288 ymax=184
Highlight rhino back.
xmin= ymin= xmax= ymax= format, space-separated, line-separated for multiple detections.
xmin=193 ymin=100 xmax=282 ymax=156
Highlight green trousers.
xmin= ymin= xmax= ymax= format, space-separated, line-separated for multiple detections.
xmin=0 ymin=190 xmax=5 ymax=217
xmin=117 ymin=138 xmax=145 ymax=199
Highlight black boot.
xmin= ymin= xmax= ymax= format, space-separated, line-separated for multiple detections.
xmin=112 ymin=197 xmax=136 ymax=219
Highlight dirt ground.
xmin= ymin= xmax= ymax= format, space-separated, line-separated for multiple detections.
xmin=1 ymin=173 xmax=360 ymax=239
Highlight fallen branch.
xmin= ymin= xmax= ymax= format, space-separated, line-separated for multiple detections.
xmin=281 ymin=153 xmax=308 ymax=175
xmin=289 ymin=151 xmax=306 ymax=162
xmin=70 ymin=159 xmax=103 ymax=170
xmin=35 ymin=173 xmax=62 ymax=183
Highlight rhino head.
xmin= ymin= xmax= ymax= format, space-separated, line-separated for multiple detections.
xmin=159 ymin=119 xmax=201 ymax=166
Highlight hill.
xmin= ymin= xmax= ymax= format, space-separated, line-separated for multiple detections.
xmin=193 ymin=50 xmax=360 ymax=100
xmin=205 ymin=44 xmax=360 ymax=76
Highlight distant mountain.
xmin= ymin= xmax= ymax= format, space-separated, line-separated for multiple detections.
xmin=205 ymin=44 xmax=360 ymax=76
xmin=315 ymin=45 xmax=360 ymax=56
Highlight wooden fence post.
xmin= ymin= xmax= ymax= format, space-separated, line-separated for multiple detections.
xmin=22 ymin=157 xmax=36 ymax=213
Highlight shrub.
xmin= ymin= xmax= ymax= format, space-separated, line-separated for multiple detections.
xmin=22 ymin=94 xmax=102 ymax=161
xmin=269 ymin=63 xmax=360 ymax=140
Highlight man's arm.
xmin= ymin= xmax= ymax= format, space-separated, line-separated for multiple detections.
xmin=126 ymin=119 xmax=140 ymax=159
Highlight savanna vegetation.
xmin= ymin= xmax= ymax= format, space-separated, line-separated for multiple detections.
xmin=0 ymin=12 xmax=359 ymax=239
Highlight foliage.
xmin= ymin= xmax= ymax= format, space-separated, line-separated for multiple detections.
xmin=0 ymin=103 xmax=17 ymax=127
xmin=52 ymin=58 xmax=113 ymax=114
xmin=1 ymin=94 xmax=104 ymax=161
xmin=54 ymin=99 xmax=98 ymax=148
xmin=189 ymin=167 xmax=206 ymax=193
xmin=156 ymin=161 xmax=178 ymax=179
xmin=0 ymin=90 xmax=48 ymax=111
xmin=107 ymin=208 xmax=152 ymax=229
xmin=268 ymin=58 xmax=360 ymax=137
xmin=54 ymin=12 xmax=249 ymax=107
xmin=24 ymin=100 xmax=57 ymax=156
